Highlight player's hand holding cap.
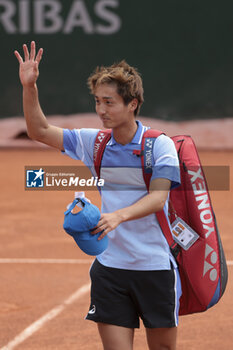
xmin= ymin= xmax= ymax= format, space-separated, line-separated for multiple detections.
xmin=63 ymin=198 xmax=108 ymax=256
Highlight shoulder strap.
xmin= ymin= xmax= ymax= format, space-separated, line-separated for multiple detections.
xmin=140 ymin=129 xmax=164 ymax=188
xmin=141 ymin=129 xmax=177 ymax=249
xmin=94 ymin=129 xmax=111 ymax=178
xmin=93 ymin=127 xmax=177 ymax=252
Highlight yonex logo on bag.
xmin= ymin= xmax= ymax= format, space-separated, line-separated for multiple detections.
xmin=203 ymin=244 xmax=218 ymax=281
xmin=94 ymin=132 xmax=107 ymax=161
xmin=188 ymin=167 xmax=214 ymax=240
xmin=146 ymin=138 xmax=153 ymax=149
xmin=98 ymin=133 xmax=105 ymax=143
xmin=145 ymin=138 xmax=153 ymax=172
xmin=188 ymin=167 xmax=218 ymax=283
xmin=26 ymin=168 xmax=45 ymax=187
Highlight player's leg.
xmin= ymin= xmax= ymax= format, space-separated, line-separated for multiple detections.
xmin=97 ymin=323 xmax=134 ymax=350
xmin=86 ymin=260 xmax=140 ymax=348
xmin=129 ymin=266 xmax=181 ymax=350
xmin=145 ymin=326 xmax=177 ymax=350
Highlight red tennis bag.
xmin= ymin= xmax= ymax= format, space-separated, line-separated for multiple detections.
xmin=94 ymin=129 xmax=228 ymax=316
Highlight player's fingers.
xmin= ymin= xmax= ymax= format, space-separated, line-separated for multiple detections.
xmin=23 ymin=44 xmax=29 ymax=61
xmin=14 ymin=50 xmax=23 ymax=64
xmin=30 ymin=41 xmax=36 ymax=60
xmin=35 ymin=48 xmax=43 ymax=64
xmin=98 ymin=229 xmax=108 ymax=240
xmin=91 ymin=221 xmax=107 ymax=235
xmin=91 ymin=226 xmax=103 ymax=235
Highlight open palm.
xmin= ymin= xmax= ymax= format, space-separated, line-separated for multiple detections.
xmin=14 ymin=41 xmax=43 ymax=87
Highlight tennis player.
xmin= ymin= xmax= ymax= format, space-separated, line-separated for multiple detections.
xmin=15 ymin=41 xmax=182 ymax=350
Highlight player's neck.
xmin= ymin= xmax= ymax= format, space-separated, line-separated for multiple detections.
xmin=112 ymin=119 xmax=138 ymax=145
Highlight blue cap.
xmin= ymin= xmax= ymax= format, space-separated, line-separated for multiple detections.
xmin=63 ymin=198 xmax=108 ymax=256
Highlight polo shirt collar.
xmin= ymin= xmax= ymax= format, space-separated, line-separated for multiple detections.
xmin=108 ymin=120 xmax=144 ymax=146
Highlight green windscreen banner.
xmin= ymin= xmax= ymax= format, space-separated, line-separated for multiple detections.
xmin=1 ymin=0 xmax=233 ymax=120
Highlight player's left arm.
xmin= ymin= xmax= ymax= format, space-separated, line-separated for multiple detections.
xmin=92 ymin=177 xmax=171 ymax=239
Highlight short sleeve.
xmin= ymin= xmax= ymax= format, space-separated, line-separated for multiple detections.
xmin=62 ymin=128 xmax=99 ymax=166
xmin=151 ymin=134 xmax=180 ymax=189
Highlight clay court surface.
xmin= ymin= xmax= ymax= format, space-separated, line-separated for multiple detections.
xmin=0 ymin=117 xmax=233 ymax=349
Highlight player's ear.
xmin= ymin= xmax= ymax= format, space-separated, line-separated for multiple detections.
xmin=129 ymin=98 xmax=138 ymax=113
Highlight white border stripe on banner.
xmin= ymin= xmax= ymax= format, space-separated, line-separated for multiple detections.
xmin=0 ymin=283 xmax=90 ymax=350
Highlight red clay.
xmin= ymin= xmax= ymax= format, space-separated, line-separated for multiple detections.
xmin=0 ymin=148 xmax=232 ymax=350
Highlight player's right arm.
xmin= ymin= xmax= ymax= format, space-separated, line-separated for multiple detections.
xmin=14 ymin=41 xmax=63 ymax=150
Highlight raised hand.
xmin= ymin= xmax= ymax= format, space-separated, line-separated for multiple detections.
xmin=14 ymin=41 xmax=43 ymax=87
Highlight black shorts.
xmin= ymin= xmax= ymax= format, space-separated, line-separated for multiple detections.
xmin=85 ymin=259 xmax=182 ymax=329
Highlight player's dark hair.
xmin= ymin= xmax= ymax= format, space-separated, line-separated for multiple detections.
xmin=87 ymin=60 xmax=144 ymax=116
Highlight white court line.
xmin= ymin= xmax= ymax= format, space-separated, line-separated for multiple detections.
xmin=0 ymin=259 xmax=232 ymax=349
xmin=0 ymin=258 xmax=93 ymax=264
xmin=0 ymin=258 xmax=232 ymax=265
xmin=0 ymin=282 xmax=91 ymax=350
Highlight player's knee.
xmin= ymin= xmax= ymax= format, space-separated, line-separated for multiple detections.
xmin=149 ymin=343 xmax=175 ymax=350
xmin=159 ymin=345 xmax=174 ymax=350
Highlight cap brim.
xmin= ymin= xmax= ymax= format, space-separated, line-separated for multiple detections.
xmin=72 ymin=231 xmax=108 ymax=256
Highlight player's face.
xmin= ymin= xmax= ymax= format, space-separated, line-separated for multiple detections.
xmin=94 ymin=83 xmax=135 ymax=129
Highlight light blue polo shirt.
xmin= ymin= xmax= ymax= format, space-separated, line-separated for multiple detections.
xmin=62 ymin=121 xmax=180 ymax=270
